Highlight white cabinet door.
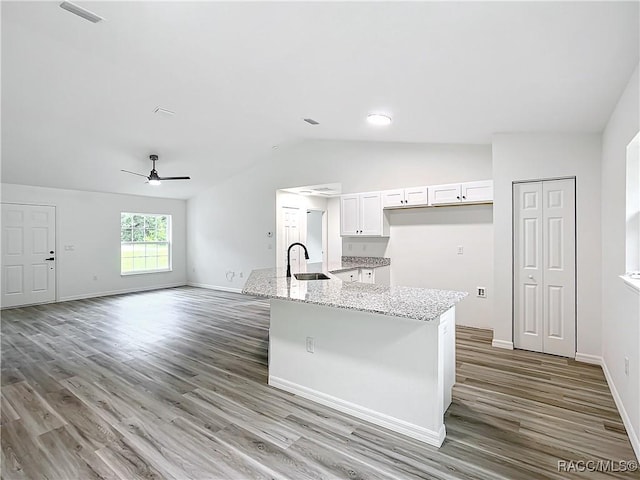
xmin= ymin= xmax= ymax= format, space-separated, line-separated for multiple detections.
xmin=2 ymin=204 xmax=56 ymax=308
xmin=461 ymin=180 xmax=493 ymax=203
xmin=359 ymin=192 xmax=383 ymax=236
xmin=334 ymin=269 xmax=359 ymax=282
xmin=429 ymin=184 xmax=462 ymax=205
xmin=360 ymin=268 xmax=375 ymax=284
xmin=382 ymin=189 xmax=405 ymax=208
xmin=340 ymin=195 xmax=359 ymax=236
xmin=404 ymin=187 xmax=428 ymax=206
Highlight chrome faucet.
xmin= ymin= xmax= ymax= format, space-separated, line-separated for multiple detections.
xmin=286 ymin=242 xmax=310 ymax=278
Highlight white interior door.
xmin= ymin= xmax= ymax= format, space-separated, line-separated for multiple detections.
xmin=2 ymin=204 xmax=56 ymax=308
xmin=542 ymin=179 xmax=576 ymax=357
xmin=514 ymin=179 xmax=576 ymax=357
xmin=514 ymin=182 xmax=544 ymax=352
xmin=282 ymin=206 xmax=302 ymax=273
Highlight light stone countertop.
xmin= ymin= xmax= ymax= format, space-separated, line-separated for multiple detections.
xmin=242 ymin=267 xmax=467 ymax=322
xmin=327 ymin=256 xmax=391 ymax=273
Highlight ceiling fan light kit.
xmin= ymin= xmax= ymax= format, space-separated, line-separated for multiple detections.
xmin=121 ymin=154 xmax=190 ymax=186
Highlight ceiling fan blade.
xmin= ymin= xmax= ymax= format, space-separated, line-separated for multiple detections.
xmin=121 ymin=169 xmax=149 ymax=178
xmin=158 ymin=176 xmax=191 ymax=180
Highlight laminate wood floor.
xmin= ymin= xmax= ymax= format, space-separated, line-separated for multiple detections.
xmin=1 ymin=287 xmax=637 ymax=479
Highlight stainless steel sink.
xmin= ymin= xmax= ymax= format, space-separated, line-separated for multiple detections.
xmin=294 ymin=272 xmax=330 ymax=281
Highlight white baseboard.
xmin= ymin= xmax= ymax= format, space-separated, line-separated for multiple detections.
xmin=574 ymin=353 xmax=603 ymax=365
xmin=187 ymin=282 xmax=243 ymax=294
xmin=601 ymin=360 xmax=640 ymax=461
xmin=269 ymin=375 xmax=446 ymax=447
xmin=491 ymin=339 xmax=514 ymax=350
xmin=58 ymin=282 xmax=187 ymax=302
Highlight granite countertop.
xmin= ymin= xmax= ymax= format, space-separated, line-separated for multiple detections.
xmin=242 ymin=267 xmax=467 ymax=322
xmin=328 ymin=256 xmax=391 ymax=273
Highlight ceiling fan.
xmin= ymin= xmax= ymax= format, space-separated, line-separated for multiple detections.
xmin=121 ymin=154 xmax=190 ymax=186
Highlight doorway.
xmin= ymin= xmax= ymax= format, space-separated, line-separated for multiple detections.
xmin=1 ymin=203 xmax=56 ymax=308
xmin=513 ymin=178 xmax=576 ymax=357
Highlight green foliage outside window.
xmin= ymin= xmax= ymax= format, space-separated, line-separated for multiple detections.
xmin=120 ymin=213 xmax=171 ymax=274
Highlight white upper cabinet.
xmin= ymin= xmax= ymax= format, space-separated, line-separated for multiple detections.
xmin=382 ymin=189 xmax=405 ymax=208
xmin=359 ymin=192 xmax=384 ymax=235
xmin=461 ymin=180 xmax=493 ymax=203
xmin=429 ymin=183 xmax=462 ymax=205
xmin=340 ymin=195 xmax=360 ymax=236
xmin=340 ymin=192 xmax=389 ymax=237
xmin=429 ymin=180 xmax=493 ymax=205
xmin=382 ymin=187 xmax=428 ymax=208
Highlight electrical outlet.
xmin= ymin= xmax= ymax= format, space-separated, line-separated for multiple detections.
xmin=306 ymin=337 xmax=315 ymax=353
xmin=477 ymin=287 xmax=486 ymax=298
xmin=457 ymin=245 xmax=464 ymax=255
xmin=239 ymin=272 xmax=243 ymax=279
xmin=625 ymin=357 xmax=630 ymax=376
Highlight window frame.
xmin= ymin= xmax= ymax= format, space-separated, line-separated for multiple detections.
xmin=120 ymin=212 xmax=172 ymax=276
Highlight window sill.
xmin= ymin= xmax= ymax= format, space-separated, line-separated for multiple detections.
xmin=121 ymin=269 xmax=172 ymax=277
xmin=620 ymin=275 xmax=640 ymax=293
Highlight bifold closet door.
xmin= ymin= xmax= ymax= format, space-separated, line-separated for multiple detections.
xmin=514 ymin=179 xmax=576 ymax=357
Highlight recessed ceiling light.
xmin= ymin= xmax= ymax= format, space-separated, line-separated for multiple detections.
xmin=154 ymin=107 xmax=175 ymax=116
xmin=59 ymin=1 xmax=104 ymax=23
xmin=303 ymin=118 xmax=319 ymax=125
xmin=367 ymin=114 xmax=392 ymax=126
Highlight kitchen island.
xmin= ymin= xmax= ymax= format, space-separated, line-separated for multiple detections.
xmin=242 ymin=267 xmax=467 ymax=447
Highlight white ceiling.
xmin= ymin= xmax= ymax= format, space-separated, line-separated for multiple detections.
xmin=2 ymin=1 xmax=638 ymax=199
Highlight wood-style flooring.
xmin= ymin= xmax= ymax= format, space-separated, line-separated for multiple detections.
xmin=1 ymin=287 xmax=637 ymax=479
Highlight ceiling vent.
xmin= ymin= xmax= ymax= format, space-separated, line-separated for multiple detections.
xmin=303 ymin=118 xmax=319 ymax=125
xmin=59 ymin=1 xmax=104 ymax=23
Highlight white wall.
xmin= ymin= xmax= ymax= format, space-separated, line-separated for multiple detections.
xmin=385 ymin=205 xmax=494 ymax=329
xmin=492 ymin=134 xmax=603 ymax=357
xmin=601 ymin=64 xmax=640 ymax=459
xmin=1 ymin=183 xmax=187 ymax=301
xmin=187 ymin=140 xmax=492 ymax=305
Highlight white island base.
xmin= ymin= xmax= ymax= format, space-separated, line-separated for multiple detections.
xmin=268 ymin=299 xmax=456 ymax=447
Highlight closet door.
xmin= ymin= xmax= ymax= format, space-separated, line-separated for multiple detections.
xmin=541 ymin=179 xmax=576 ymax=357
xmin=513 ymin=179 xmax=576 ymax=358
xmin=514 ymin=182 xmax=544 ymax=353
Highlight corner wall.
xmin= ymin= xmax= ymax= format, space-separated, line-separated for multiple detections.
xmin=1 ymin=183 xmax=187 ymax=301
xmin=601 ymin=64 xmax=640 ymax=459
xmin=492 ymin=133 xmax=603 ymax=357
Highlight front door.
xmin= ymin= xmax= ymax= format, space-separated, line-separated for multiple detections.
xmin=1 ymin=204 xmax=56 ymax=308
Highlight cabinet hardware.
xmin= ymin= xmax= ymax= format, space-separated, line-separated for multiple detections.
xmin=45 ymin=257 xmax=55 ymax=261
xmin=462 ymin=196 xmax=466 ymax=199
xmin=456 ymin=196 xmax=460 ymax=200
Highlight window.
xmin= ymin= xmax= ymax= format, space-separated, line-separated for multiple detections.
xmin=625 ymin=132 xmax=640 ymax=288
xmin=121 ymin=213 xmax=171 ymax=275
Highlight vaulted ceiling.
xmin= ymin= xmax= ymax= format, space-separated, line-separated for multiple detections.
xmin=2 ymin=1 xmax=638 ymax=199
